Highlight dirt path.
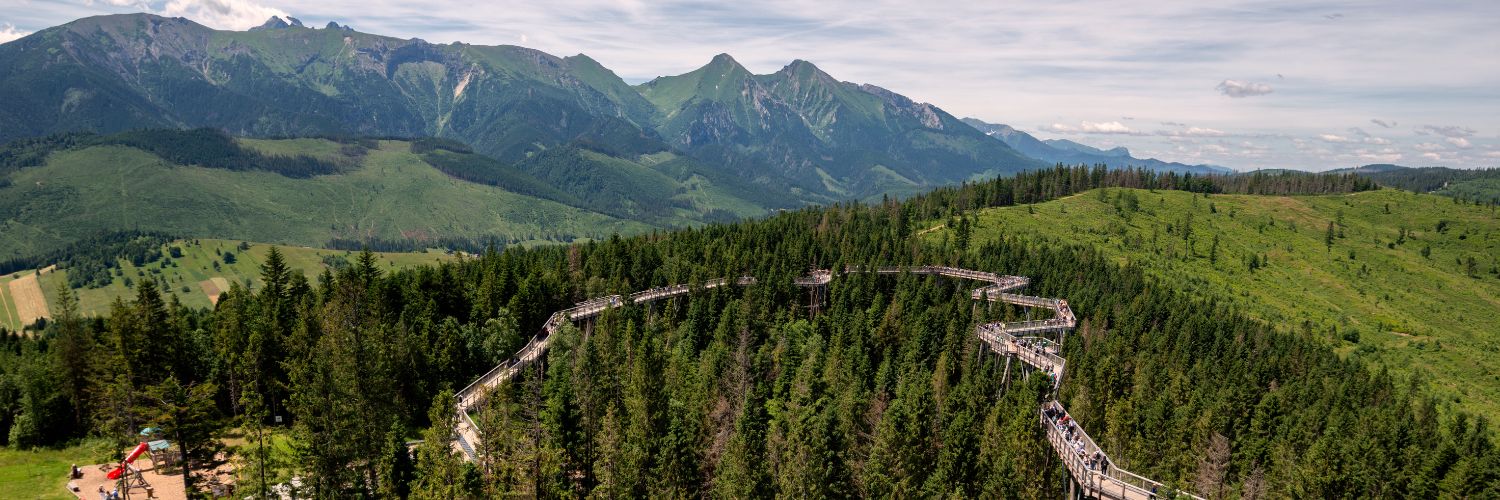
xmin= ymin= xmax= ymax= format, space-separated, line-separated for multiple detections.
xmin=8 ymin=272 xmax=50 ymax=327
xmin=916 ymin=223 xmax=946 ymax=236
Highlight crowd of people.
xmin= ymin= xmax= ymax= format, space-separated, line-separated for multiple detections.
xmin=1043 ymin=404 xmax=1110 ymax=474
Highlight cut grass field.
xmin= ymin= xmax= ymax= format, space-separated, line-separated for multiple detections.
xmin=934 ymin=188 xmax=1500 ymax=420
xmin=0 ymin=439 xmax=113 ymax=500
xmin=9 ymin=271 xmax=50 ymax=328
xmin=0 ymin=239 xmax=455 ymax=330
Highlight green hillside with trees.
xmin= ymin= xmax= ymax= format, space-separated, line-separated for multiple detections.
xmin=1343 ymin=165 xmax=1500 ymax=204
xmin=0 ymin=134 xmax=664 ymax=260
xmin=932 ymin=187 xmax=1500 ymax=420
xmin=0 ymin=238 xmax=453 ymax=331
xmin=1 ymin=166 xmax=1494 ymax=498
xmin=0 ymin=14 xmax=1043 ymax=205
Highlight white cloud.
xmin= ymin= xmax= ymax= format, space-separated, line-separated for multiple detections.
xmin=1080 ymin=121 xmax=1136 ymax=134
xmin=1483 ymin=151 xmax=1500 ymax=158
xmin=1318 ymin=134 xmax=1353 ymax=143
xmin=159 ymin=0 xmax=289 ymax=30
xmin=1042 ymin=120 xmax=1141 ymax=135
xmin=1163 ymin=126 xmax=1227 ymax=137
xmin=1446 ymin=137 xmax=1472 ymax=149
xmin=0 ymin=23 xmax=32 ymax=44
xmin=1347 ymin=127 xmax=1391 ymax=145
xmin=1413 ymin=142 xmax=1445 ymax=152
xmin=1349 ymin=148 xmax=1403 ymax=163
xmin=1216 ymin=80 xmax=1273 ymax=98
xmin=1421 ymin=124 xmax=1476 ymax=138
xmin=1422 ymin=152 xmax=1443 ymax=161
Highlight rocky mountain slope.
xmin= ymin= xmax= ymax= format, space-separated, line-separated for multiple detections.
xmin=0 ymin=14 xmax=1042 ymax=204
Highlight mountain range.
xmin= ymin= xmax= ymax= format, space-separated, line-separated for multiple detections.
xmin=0 ymin=14 xmax=1051 ymax=204
xmin=1 ymin=13 xmax=1271 ymax=257
xmin=960 ymin=118 xmax=1231 ymax=175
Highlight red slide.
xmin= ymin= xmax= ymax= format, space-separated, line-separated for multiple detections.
xmin=106 ymin=442 xmax=149 ymax=480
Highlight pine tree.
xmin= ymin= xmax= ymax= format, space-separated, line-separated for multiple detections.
xmin=413 ymin=390 xmax=471 ymax=499
xmin=51 ymin=281 xmax=91 ymax=429
xmin=143 ymin=376 xmax=222 ymax=496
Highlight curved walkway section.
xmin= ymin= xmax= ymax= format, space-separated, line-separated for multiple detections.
xmin=453 ymin=266 xmax=1200 ymax=499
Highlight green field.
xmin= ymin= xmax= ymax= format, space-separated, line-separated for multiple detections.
xmin=0 ymin=239 xmax=454 ymax=330
xmin=936 ymin=188 xmax=1500 ymax=419
xmin=0 ymin=439 xmax=113 ymax=499
xmin=0 ymin=273 xmax=19 ymax=331
xmin=0 ymin=139 xmax=652 ymax=261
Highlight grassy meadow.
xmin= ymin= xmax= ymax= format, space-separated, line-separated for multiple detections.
xmin=0 ymin=439 xmax=113 ymax=499
xmin=933 ymin=188 xmax=1500 ymax=420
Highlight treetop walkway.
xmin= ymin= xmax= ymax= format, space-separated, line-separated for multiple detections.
xmin=452 ymin=266 xmax=1202 ymax=499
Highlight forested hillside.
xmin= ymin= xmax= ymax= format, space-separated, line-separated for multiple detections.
xmin=935 ymin=185 xmax=1500 ymax=421
xmin=0 ymin=237 xmax=455 ymax=331
xmin=1341 ymin=165 xmax=1500 ymax=204
xmin=1 ymin=167 xmax=1493 ymax=498
xmin=0 ymin=133 xmax=676 ymax=260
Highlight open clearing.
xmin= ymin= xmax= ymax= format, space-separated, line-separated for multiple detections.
xmin=0 ymin=273 xmax=18 ymax=330
xmin=17 ymin=239 xmax=455 ymax=320
xmin=0 ymin=440 xmax=112 ymax=500
xmin=9 ymin=271 xmax=50 ymax=328
xmin=199 ymin=277 xmax=232 ymax=305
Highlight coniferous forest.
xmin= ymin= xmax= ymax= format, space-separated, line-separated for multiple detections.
xmin=0 ymin=167 xmax=1495 ymax=498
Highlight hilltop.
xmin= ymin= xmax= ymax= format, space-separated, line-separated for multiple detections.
xmin=935 ymin=188 xmax=1500 ymax=419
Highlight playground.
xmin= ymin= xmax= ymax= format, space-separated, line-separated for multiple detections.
xmin=64 ymin=436 xmax=236 ymax=499
xmin=69 ymin=462 xmax=184 ymax=500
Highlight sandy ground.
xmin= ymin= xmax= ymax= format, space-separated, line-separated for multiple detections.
xmin=9 ymin=271 xmax=50 ymax=327
xmin=66 ymin=442 xmax=237 ymax=500
xmin=67 ymin=461 xmax=185 ymax=500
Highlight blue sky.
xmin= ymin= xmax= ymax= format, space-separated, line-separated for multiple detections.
xmin=2 ymin=0 xmax=1497 ymax=171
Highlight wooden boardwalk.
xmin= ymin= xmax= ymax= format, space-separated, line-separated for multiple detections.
xmin=452 ymin=267 xmax=1201 ymax=499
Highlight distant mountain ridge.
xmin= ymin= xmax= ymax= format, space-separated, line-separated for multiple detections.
xmin=1330 ymin=164 xmax=1500 ymax=203
xmin=961 ymin=118 xmax=1232 ymax=175
xmin=0 ymin=13 xmax=1042 ymax=205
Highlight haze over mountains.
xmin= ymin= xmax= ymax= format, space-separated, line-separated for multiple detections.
xmin=961 ymin=118 xmax=1232 ymax=175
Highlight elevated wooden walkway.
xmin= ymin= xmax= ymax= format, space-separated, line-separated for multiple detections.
xmin=452 ymin=267 xmax=1200 ymax=499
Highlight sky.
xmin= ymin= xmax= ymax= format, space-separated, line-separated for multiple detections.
xmin=2 ymin=0 xmax=1497 ymax=171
